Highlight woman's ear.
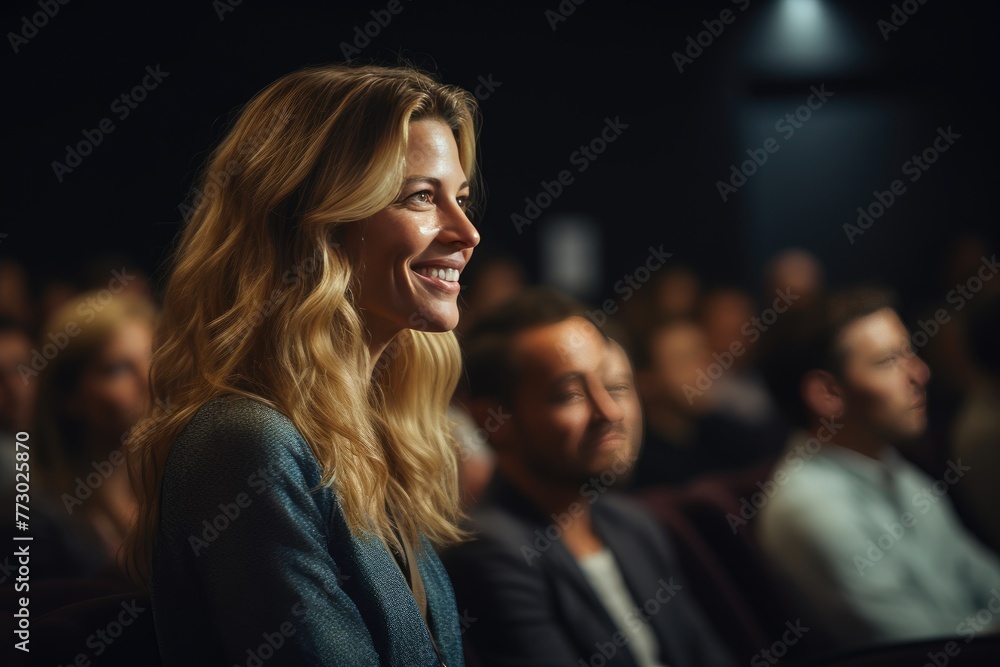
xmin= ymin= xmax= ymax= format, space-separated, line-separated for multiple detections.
xmin=801 ymin=369 xmax=844 ymax=421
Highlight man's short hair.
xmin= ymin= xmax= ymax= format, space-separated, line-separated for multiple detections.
xmin=759 ymin=285 xmax=899 ymax=427
xmin=461 ymin=287 xmax=598 ymax=403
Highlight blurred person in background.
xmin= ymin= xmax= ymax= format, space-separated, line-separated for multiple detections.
xmin=444 ymin=288 xmax=734 ymax=667
xmin=448 ymin=404 xmax=496 ymax=511
xmin=652 ymin=265 xmax=701 ymax=320
xmin=616 ymin=264 xmax=701 ymax=344
xmin=31 ymin=291 xmax=157 ymax=580
xmin=450 ymin=253 xmax=525 ymax=509
xmin=756 ymin=287 xmax=1000 ymax=650
xmin=950 ymin=290 xmax=1000 ymax=555
xmin=0 ymin=317 xmax=37 ymax=553
xmin=763 ymin=248 xmax=825 ymax=312
xmin=626 ymin=316 xmax=777 ymax=490
xmin=454 ymin=253 xmax=526 ymax=337
xmin=80 ymin=253 xmax=157 ymax=308
xmin=37 ymin=276 xmax=80 ymax=333
xmin=919 ymin=236 xmax=1000 ymax=468
xmin=628 ymin=317 xmax=717 ymax=489
xmin=0 ymin=317 xmax=36 ymax=435
xmin=698 ymin=286 xmax=786 ymax=443
xmin=0 ymin=260 xmax=34 ymax=330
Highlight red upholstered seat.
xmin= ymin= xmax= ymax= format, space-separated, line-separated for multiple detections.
xmin=631 ymin=459 xmax=835 ymax=662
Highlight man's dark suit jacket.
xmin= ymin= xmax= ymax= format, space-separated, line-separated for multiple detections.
xmin=441 ymin=471 xmax=736 ymax=666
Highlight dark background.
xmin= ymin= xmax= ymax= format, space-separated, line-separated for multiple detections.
xmin=5 ymin=0 xmax=998 ymax=312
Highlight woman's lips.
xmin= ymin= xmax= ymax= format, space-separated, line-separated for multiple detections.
xmin=412 ymin=268 xmax=460 ymax=294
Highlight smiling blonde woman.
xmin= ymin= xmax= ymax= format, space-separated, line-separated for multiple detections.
xmin=123 ymin=63 xmax=481 ymax=666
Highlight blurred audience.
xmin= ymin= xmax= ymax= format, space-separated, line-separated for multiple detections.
xmin=0 ymin=317 xmax=36 ymax=435
xmin=763 ymin=248 xmax=825 ymax=311
xmin=79 ymin=253 xmax=157 ymax=307
xmin=697 ymin=287 xmax=785 ymax=435
xmin=628 ymin=317 xmax=715 ymax=487
xmin=4 ymin=234 xmax=1000 ymax=663
xmin=755 ymin=286 xmax=1000 ymax=650
xmin=951 ymin=290 xmax=1000 ymax=554
xmin=652 ymin=265 xmax=701 ymax=320
xmin=443 ymin=288 xmax=734 ymax=667
xmin=455 ymin=254 xmax=526 ymax=338
xmin=919 ymin=235 xmax=1000 ymax=468
xmin=0 ymin=260 xmax=34 ymax=328
xmin=0 ymin=317 xmax=37 ymax=554
xmin=451 ymin=254 xmax=525 ymax=507
xmin=28 ymin=290 xmax=157 ymax=580
xmin=626 ymin=316 xmax=780 ymax=489
xmin=37 ymin=277 xmax=79 ymax=333
xmin=616 ymin=264 xmax=701 ymax=343
xmin=448 ymin=403 xmax=496 ymax=511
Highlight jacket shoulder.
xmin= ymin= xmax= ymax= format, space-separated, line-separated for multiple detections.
xmin=171 ymin=395 xmax=311 ymax=462
xmin=161 ymin=395 xmax=324 ymax=504
xmin=459 ymin=504 xmax=537 ymax=553
xmin=596 ymin=491 xmax=660 ymax=533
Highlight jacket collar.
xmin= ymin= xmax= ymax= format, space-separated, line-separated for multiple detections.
xmin=479 ymin=472 xmax=635 ymax=590
xmin=476 ymin=469 xmax=646 ymax=667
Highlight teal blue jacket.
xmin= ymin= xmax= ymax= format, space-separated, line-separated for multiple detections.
xmin=150 ymin=395 xmax=463 ymax=666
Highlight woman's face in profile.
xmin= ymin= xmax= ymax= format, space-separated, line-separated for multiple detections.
xmin=349 ymin=119 xmax=480 ymax=346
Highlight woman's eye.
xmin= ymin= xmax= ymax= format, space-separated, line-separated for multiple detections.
xmin=405 ymin=190 xmax=433 ymax=205
xmin=457 ymin=194 xmax=471 ymax=210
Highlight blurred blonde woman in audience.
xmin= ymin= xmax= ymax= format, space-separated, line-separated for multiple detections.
xmin=33 ymin=291 xmax=156 ymax=579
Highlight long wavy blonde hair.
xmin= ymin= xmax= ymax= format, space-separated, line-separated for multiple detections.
xmin=123 ymin=63 xmax=480 ymax=588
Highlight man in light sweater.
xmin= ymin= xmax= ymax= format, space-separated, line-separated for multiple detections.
xmin=756 ymin=287 xmax=1000 ymax=650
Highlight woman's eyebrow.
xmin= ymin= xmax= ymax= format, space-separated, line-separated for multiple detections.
xmin=402 ymin=176 xmax=469 ymax=190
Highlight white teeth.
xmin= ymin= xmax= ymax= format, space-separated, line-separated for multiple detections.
xmin=416 ymin=267 xmax=460 ymax=282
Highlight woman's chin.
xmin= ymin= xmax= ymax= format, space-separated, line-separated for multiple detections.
xmin=405 ymin=304 xmax=459 ymax=333
xmin=410 ymin=318 xmax=458 ymax=334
